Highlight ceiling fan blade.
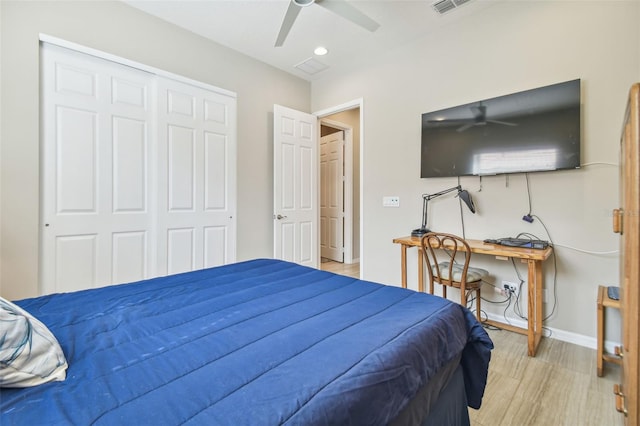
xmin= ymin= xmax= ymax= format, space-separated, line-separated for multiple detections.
xmin=456 ymin=122 xmax=476 ymax=132
xmin=487 ymin=119 xmax=518 ymax=126
xmin=316 ymin=0 xmax=380 ymax=32
xmin=275 ymin=1 xmax=302 ymax=47
xmin=427 ymin=119 xmax=474 ymax=125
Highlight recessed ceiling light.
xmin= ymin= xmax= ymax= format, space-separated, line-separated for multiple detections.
xmin=314 ymin=46 xmax=328 ymax=56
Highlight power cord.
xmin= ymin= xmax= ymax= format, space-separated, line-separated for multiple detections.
xmin=469 ymin=289 xmax=510 ymax=327
xmin=522 ymin=173 xmax=534 ymax=223
xmin=517 ymin=174 xmax=559 ymax=321
xmin=478 ymin=280 xmax=515 ymax=329
xmin=552 ymin=243 xmax=618 ymax=255
xmin=502 ymin=291 xmax=514 ymax=325
xmin=480 ymin=280 xmax=512 ymax=305
xmin=513 ymin=227 xmax=558 ymax=321
xmin=509 ymin=258 xmax=528 ymax=321
xmin=581 ymin=162 xmax=618 ymax=167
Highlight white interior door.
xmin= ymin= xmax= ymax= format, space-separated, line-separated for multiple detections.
xmin=320 ymin=131 xmax=344 ymax=262
xmin=156 ymin=78 xmax=237 ymax=275
xmin=273 ymin=104 xmax=318 ymax=268
xmin=41 ymin=43 xmax=156 ymax=294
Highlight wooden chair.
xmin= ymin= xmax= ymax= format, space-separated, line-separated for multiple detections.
xmin=420 ymin=232 xmax=488 ymax=322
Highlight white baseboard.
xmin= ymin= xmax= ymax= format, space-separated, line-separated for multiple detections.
xmin=484 ymin=312 xmax=620 ymax=352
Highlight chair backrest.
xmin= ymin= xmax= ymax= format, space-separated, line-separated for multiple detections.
xmin=420 ymin=232 xmax=472 ymax=286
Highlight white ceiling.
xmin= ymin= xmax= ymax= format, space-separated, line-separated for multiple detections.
xmin=124 ymin=0 xmax=500 ymax=81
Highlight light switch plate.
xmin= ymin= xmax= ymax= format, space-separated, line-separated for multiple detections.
xmin=383 ymin=196 xmax=400 ymax=207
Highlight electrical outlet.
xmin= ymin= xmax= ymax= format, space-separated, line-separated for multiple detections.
xmin=502 ymin=281 xmax=518 ymax=295
xmin=383 ymin=196 xmax=400 ymax=207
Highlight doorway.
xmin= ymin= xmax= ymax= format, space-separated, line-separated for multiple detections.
xmin=315 ymin=102 xmax=362 ymax=278
xmin=319 ymin=125 xmax=346 ymax=263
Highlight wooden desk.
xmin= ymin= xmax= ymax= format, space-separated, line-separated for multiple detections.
xmin=393 ymin=236 xmax=553 ymax=357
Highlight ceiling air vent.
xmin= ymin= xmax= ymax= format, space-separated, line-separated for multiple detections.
xmin=294 ymin=57 xmax=329 ymax=75
xmin=432 ymin=0 xmax=472 ymax=15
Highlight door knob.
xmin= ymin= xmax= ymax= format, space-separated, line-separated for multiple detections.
xmin=275 ymin=214 xmax=288 ymax=220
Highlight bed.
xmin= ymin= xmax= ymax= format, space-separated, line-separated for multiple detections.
xmin=0 ymin=258 xmax=493 ymax=425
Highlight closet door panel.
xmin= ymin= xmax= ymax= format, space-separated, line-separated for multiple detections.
xmin=56 ymin=107 xmax=98 ymax=213
xmin=204 ymin=226 xmax=227 ymax=268
xmin=167 ymin=228 xmax=195 ymax=275
xmin=55 ymin=234 xmax=97 ymax=293
xmin=112 ymin=231 xmax=147 ymax=284
xmin=168 ymin=90 xmax=195 ymax=118
xmin=204 ymin=132 xmax=227 ymax=210
xmin=55 ymin=62 xmax=96 ymax=97
xmin=41 ymin=44 xmax=155 ymax=294
xmin=204 ymin=98 xmax=227 ymax=124
xmin=167 ymin=125 xmax=196 ymax=211
xmin=113 ymin=116 xmax=147 ymax=213
xmin=112 ymin=77 xmax=147 ymax=109
xmin=157 ymin=78 xmax=236 ymax=275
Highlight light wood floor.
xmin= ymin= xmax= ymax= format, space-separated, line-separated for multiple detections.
xmin=320 ymin=258 xmax=360 ymax=278
xmin=473 ymin=327 xmax=622 ymax=426
xmin=321 ymin=259 xmax=623 ymax=426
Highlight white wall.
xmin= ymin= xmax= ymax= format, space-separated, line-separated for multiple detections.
xmin=0 ymin=1 xmax=310 ymax=300
xmin=311 ymin=1 xmax=640 ymax=344
xmin=0 ymin=0 xmax=3 ymax=299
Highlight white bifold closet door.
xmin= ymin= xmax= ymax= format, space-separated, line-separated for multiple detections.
xmin=40 ymin=43 xmax=236 ymax=295
xmin=156 ymin=78 xmax=236 ymax=276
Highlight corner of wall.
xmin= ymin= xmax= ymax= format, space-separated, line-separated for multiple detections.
xmin=0 ymin=0 xmax=4 ymax=298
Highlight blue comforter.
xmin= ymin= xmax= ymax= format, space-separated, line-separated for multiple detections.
xmin=1 ymin=259 xmax=492 ymax=425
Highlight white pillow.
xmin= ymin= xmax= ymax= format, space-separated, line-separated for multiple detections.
xmin=0 ymin=296 xmax=68 ymax=388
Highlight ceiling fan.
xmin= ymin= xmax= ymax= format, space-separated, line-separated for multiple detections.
xmin=428 ymin=102 xmax=518 ymax=132
xmin=275 ymin=0 xmax=380 ymax=47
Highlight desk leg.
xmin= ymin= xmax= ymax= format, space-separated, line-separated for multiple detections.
xmin=400 ymin=244 xmax=407 ymax=289
xmin=534 ymin=260 xmax=544 ymax=352
xmin=527 ymin=259 xmax=544 ymax=356
xmin=418 ymin=246 xmax=424 ymax=293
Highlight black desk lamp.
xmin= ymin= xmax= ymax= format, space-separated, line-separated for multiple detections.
xmin=411 ymin=185 xmax=476 ymax=237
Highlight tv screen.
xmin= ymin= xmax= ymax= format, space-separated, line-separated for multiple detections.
xmin=420 ymin=79 xmax=581 ymax=177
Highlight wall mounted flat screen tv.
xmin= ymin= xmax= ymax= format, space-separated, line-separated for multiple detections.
xmin=420 ymin=79 xmax=581 ymax=177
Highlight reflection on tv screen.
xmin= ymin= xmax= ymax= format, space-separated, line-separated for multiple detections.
xmin=420 ymin=79 xmax=581 ymax=178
